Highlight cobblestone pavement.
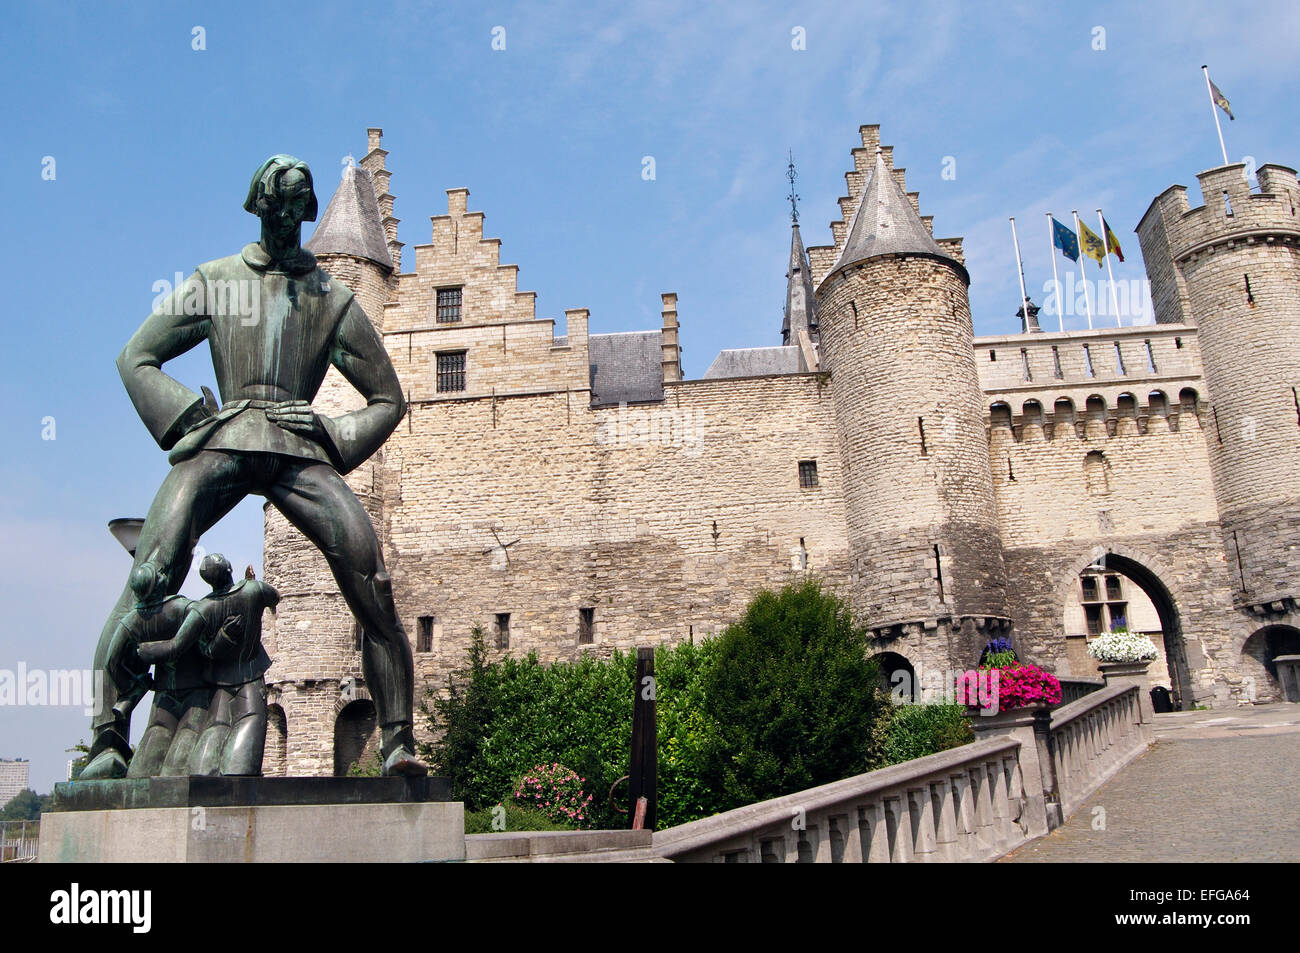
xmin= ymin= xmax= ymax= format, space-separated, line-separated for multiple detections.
xmin=1003 ymin=704 xmax=1300 ymax=862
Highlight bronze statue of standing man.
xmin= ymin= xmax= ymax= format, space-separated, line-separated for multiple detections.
xmin=85 ymin=155 xmax=425 ymax=778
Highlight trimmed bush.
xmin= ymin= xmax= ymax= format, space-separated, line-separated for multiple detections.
xmin=883 ymin=703 xmax=974 ymax=765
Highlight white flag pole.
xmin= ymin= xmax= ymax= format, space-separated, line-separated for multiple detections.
xmin=1046 ymin=212 xmax=1064 ymax=332
xmin=1010 ymin=218 xmax=1033 ymax=333
xmin=1098 ymin=209 xmax=1122 ymax=326
xmin=1072 ymin=210 xmax=1094 ymax=330
xmin=1203 ymin=65 xmax=1229 ymax=166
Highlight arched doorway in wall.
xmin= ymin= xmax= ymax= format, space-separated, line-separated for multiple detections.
xmin=1240 ymin=625 xmax=1300 ymax=702
xmin=333 ymin=699 xmax=379 ymax=777
xmin=1060 ymin=550 xmax=1193 ymax=710
xmin=264 ymin=704 xmax=287 ymax=777
xmin=873 ymin=651 xmax=917 ymax=703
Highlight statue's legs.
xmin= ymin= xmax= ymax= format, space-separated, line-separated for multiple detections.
xmin=162 ymin=693 xmax=211 ymax=776
xmin=218 ymin=680 xmax=267 ymax=776
xmin=125 ymin=700 xmax=180 ymax=779
xmin=267 ymin=461 xmax=424 ymax=775
xmin=189 ymin=687 xmax=233 ymax=777
xmin=86 ymin=452 xmax=252 ymax=775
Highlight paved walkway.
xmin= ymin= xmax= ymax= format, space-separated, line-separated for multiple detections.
xmin=1003 ymin=703 xmax=1300 ymax=862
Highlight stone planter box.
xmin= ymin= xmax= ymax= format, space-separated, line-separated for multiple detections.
xmin=1097 ymin=659 xmax=1154 ymax=722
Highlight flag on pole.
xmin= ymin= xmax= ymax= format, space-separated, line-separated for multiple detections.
xmin=1079 ymin=219 xmax=1107 ymax=267
xmin=1208 ymin=74 xmax=1234 ymax=120
xmin=1102 ymin=217 xmax=1125 ymax=262
xmin=1051 ymin=217 xmax=1079 ymax=262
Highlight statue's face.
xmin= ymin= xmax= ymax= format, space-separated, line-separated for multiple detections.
xmin=264 ymin=168 xmax=312 ymax=239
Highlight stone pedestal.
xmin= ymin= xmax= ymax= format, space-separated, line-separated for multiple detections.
xmin=1098 ymin=660 xmax=1154 ymax=725
xmin=39 ymin=777 xmax=464 ymax=863
xmin=1274 ymin=655 xmax=1300 ymax=702
xmin=967 ymin=705 xmax=1055 ymax=836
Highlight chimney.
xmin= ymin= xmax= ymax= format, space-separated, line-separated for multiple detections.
xmin=661 ymin=293 xmax=681 ymax=384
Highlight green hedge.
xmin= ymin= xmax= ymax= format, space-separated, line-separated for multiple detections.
xmin=422 ymin=580 xmax=964 ymax=829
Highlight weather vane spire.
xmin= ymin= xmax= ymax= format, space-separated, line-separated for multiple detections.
xmin=786 ymin=150 xmax=800 ymax=225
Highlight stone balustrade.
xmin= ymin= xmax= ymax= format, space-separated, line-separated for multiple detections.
xmin=653 ymin=736 xmax=1036 ymax=863
xmin=1049 ymin=683 xmax=1152 ymax=819
xmin=652 ymin=681 xmax=1153 ymax=863
xmin=1057 ymin=675 xmax=1105 ymax=705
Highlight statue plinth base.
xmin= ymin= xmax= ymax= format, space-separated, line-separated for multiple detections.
xmin=39 ymin=777 xmax=464 ymax=863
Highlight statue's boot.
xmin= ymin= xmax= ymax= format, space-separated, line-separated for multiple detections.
xmin=381 ymin=724 xmax=427 ymax=777
xmin=81 ymin=725 xmax=131 ymax=780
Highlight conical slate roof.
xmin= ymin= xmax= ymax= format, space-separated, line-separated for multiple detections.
xmin=824 ymin=148 xmax=956 ymax=281
xmin=782 ymin=223 xmax=818 ymax=345
xmin=306 ymin=163 xmax=393 ymax=270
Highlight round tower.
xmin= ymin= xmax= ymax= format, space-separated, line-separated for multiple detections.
xmin=814 ymin=139 xmax=1009 ymax=679
xmin=1136 ymin=162 xmax=1300 ymax=608
xmin=261 ymin=131 xmax=401 ymax=776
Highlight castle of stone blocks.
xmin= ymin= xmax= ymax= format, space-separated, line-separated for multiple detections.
xmin=258 ymin=125 xmax=1300 ymax=776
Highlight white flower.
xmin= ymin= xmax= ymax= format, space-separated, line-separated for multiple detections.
xmin=1087 ymin=630 xmax=1158 ymax=663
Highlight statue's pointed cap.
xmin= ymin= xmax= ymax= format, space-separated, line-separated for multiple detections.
xmin=306 ymin=162 xmax=393 ymax=271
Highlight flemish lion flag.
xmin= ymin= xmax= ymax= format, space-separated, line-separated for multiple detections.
xmin=1102 ymin=217 xmax=1125 ymax=262
xmin=1208 ymin=74 xmax=1234 ymax=120
xmin=1078 ymin=219 xmax=1106 ymax=267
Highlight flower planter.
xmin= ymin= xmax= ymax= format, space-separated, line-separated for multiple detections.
xmin=1097 ymin=659 xmax=1153 ymax=723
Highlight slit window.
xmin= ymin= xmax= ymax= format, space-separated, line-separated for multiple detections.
xmin=436 ymin=350 xmax=466 ymax=392
xmin=1114 ymin=342 xmax=1126 ymax=375
xmin=1020 ymin=348 xmax=1032 ymax=382
xmin=1082 ymin=344 xmax=1095 ymax=378
xmin=417 ymin=616 xmax=434 ymax=653
xmin=353 ymin=621 xmax=363 ymax=652
xmin=578 ymin=607 xmax=595 ymax=645
xmin=436 ymin=287 xmax=463 ymax=323
xmin=798 ymin=460 xmax=819 ymax=488
xmin=1145 ymin=339 xmax=1157 ymax=373
xmin=494 ymin=612 xmax=511 ymax=649
xmin=1052 ymin=345 xmax=1063 ymax=379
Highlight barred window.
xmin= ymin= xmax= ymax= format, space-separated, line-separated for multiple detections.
xmin=436 ymin=287 xmax=462 ymax=323
xmin=578 ymin=607 xmax=595 ymax=645
xmin=436 ymin=351 xmax=466 ymax=393
xmin=798 ymin=460 xmax=819 ymax=488
xmin=417 ymin=616 xmax=434 ymax=653
xmin=495 ymin=613 xmax=511 ymax=650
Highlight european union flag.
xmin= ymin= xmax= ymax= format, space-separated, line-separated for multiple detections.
xmin=1052 ymin=217 xmax=1079 ymax=262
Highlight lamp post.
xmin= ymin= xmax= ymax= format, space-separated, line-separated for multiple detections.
xmin=107 ymin=518 xmax=144 ymax=558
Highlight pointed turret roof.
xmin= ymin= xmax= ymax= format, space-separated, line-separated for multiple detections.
xmin=782 ymin=222 xmax=819 ymax=346
xmin=823 ymin=148 xmax=957 ymax=283
xmin=306 ymin=162 xmax=393 ymax=271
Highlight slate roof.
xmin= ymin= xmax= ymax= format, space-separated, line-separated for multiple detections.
xmin=823 ymin=148 xmax=956 ymax=284
xmin=305 ymin=163 xmax=393 ymax=270
xmin=588 ymin=331 xmax=664 ymax=406
xmin=782 ymin=223 xmax=818 ymax=345
xmin=702 ymin=346 xmax=802 ymax=379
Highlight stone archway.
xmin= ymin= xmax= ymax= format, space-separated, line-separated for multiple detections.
xmin=873 ymin=651 xmax=917 ymax=703
xmin=264 ymin=704 xmax=287 ymax=777
xmin=1057 ymin=545 xmax=1194 ymax=710
xmin=1240 ymin=625 xmax=1300 ymax=702
xmin=333 ymin=699 xmax=379 ymax=777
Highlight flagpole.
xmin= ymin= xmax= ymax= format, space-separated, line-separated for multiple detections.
xmin=1098 ymin=209 xmax=1122 ymax=326
xmin=1202 ymin=65 xmax=1229 ymax=166
xmin=1072 ymin=210 xmax=1094 ymax=329
xmin=1009 ymin=218 xmax=1033 ymax=333
xmin=1046 ymin=212 xmax=1063 ymax=331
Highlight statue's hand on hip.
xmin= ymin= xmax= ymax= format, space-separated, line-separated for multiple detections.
xmin=266 ymin=399 xmax=325 ymax=440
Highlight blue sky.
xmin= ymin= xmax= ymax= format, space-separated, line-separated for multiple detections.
xmin=2 ymin=0 xmax=1297 ymax=791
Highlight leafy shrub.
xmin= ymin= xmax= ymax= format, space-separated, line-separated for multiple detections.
xmin=699 ymin=579 xmax=890 ymax=811
xmin=882 ymin=703 xmax=975 ymax=765
xmin=464 ymin=801 xmax=574 ymax=834
xmin=512 ymin=763 xmax=594 ymax=828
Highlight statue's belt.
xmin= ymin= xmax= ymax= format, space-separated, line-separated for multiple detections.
xmin=168 ymin=398 xmax=310 ymax=465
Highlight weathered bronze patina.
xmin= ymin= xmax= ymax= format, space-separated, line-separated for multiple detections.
xmin=84 ymin=155 xmax=425 ymax=779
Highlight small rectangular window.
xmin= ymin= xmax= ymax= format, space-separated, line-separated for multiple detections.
xmin=989 ymin=349 xmax=997 ymax=362
xmin=1052 ymin=345 xmax=1063 ymax=379
xmin=1081 ymin=576 xmax=1099 ymax=602
xmin=1082 ymin=344 xmax=1095 ymax=378
xmin=436 ymin=350 xmax=466 ymax=392
xmin=1145 ymin=339 xmax=1157 ymax=374
xmin=1020 ymin=348 xmax=1032 ymax=382
xmin=353 ymin=621 xmax=363 ymax=652
xmin=436 ymin=287 xmax=463 ymax=323
xmin=1114 ymin=342 xmax=1126 ymax=375
xmin=1084 ymin=603 xmax=1104 ymax=636
xmin=1107 ymin=603 xmax=1128 ymax=630
xmin=578 ymin=607 xmax=595 ymax=645
xmin=417 ymin=616 xmax=434 ymax=653
xmin=798 ymin=460 xmax=819 ymax=488
xmin=495 ymin=612 xmax=511 ymax=650
xmin=1105 ymin=575 xmax=1123 ymax=601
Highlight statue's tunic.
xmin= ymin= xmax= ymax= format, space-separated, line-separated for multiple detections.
xmin=192 ymin=579 xmax=280 ymax=688
xmin=117 ymin=243 xmax=403 ymax=474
